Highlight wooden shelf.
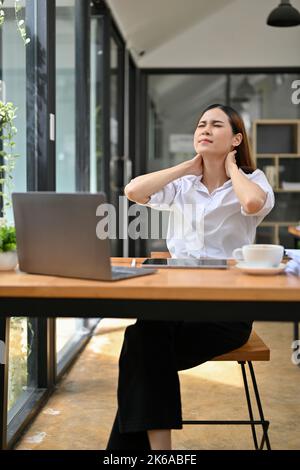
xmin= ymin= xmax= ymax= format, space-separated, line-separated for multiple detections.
xmin=261 ymin=222 xmax=298 ymax=227
xmin=274 ymin=189 xmax=300 ymax=193
xmin=256 ymin=154 xmax=300 ymax=158
xmin=253 ymin=119 xmax=300 ymax=247
xmin=253 ymin=119 xmax=300 ymax=124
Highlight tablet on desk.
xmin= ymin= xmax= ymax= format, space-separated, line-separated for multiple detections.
xmin=142 ymin=258 xmax=228 ymax=269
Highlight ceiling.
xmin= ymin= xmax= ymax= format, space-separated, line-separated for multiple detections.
xmin=106 ymin=0 xmax=234 ymax=57
xmin=105 ymin=0 xmax=300 ymax=68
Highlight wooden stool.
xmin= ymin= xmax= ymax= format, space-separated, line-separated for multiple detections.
xmin=150 ymin=252 xmax=271 ymax=450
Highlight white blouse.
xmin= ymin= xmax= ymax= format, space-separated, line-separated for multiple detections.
xmin=144 ymin=169 xmax=275 ymax=259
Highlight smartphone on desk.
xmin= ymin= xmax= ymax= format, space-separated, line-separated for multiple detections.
xmin=141 ymin=258 xmax=228 ymax=269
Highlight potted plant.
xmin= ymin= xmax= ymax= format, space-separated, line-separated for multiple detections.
xmin=0 ymin=100 xmax=18 ymax=270
xmin=0 ymin=222 xmax=17 ymax=270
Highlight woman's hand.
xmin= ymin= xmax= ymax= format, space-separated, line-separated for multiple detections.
xmin=225 ymin=150 xmax=238 ymax=178
xmin=186 ymin=153 xmax=203 ymax=176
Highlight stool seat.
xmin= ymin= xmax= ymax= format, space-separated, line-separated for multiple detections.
xmin=213 ymin=331 xmax=270 ymax=362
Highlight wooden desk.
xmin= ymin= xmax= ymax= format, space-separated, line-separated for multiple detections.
xmin=0 ymin=258 xmax=300 ymax=322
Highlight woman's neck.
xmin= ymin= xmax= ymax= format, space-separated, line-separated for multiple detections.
xmin=201 ymin=158 xmax=231 ymax=193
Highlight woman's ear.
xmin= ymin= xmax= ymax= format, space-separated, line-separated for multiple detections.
xmin=232 ymin=133 xmax=243 ymax=147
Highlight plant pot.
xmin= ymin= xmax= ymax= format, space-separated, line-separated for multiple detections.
xmin=0 ymin=251 xmax=18 ymax=271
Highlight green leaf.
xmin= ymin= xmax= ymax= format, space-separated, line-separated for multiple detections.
xmin=0 ymin=226 xmax=16 ymax=252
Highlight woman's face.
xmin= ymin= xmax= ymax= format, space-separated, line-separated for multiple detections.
xmin=194 ymin=108 xmax=242 ymax=157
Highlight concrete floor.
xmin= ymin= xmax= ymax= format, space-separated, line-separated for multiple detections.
xmin=15 ymin=319 xmax=300 ymax=450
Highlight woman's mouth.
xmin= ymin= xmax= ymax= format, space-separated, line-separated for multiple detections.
xmin=199 ymin=139 xmax=213 ymax=144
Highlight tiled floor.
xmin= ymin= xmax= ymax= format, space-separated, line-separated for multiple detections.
xmin=15 ymin=319 xmax=300 ymax=450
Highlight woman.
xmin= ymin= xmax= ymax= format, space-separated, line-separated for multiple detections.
xmin=106 ymin=104 xmax=275 ymax=450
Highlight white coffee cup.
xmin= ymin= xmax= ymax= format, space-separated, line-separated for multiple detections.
xmin=232 ymin=244 xmax=284 ymax=267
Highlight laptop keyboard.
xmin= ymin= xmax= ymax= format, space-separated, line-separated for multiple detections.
xmin=111 ymin=266 xmax=155 ymax=280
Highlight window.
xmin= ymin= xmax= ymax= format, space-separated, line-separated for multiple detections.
xmin=8 ymin=318 xmax=38 ymax=420
xmin=56 ymin=0 xmax=76 ymax=192
xmin=1 ymin=0 xmax=27 ymax=223
xmin=56 ymin=318 xmax=89 ymax=375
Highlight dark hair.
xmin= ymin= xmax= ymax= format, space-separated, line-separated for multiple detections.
xmin=198 ymin=103 xmax=255 ymax=174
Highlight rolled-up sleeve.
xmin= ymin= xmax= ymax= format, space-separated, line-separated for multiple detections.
xmin=141 ymin=178 xmax=181 ymax=211
xmin=240 ymin=170 xmax=275 ymax=224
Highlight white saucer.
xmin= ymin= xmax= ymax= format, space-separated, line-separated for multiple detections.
xmin=235 ymin=262 xmax=286 ymax=275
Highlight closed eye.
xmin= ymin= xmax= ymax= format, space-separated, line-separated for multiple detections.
xmin=197 ymin=123 xmax=223 ymax=128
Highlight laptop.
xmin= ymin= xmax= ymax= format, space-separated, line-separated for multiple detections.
xmin=12 ymin=192 xmax=156 ymax=281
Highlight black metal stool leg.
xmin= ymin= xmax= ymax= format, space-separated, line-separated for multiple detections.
xmin=293 ymin=322 xmax=299 ymax=343
xmin=181 ymin=360 xmax=271 ymax=450
xmin=247 ymin=361 xmax=271 ymax=450
xmin=239 ymin=361 xmax=259 ymax=450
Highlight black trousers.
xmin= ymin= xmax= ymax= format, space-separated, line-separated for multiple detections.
xmin=106 ymin=319 xmax=253 ymax=450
